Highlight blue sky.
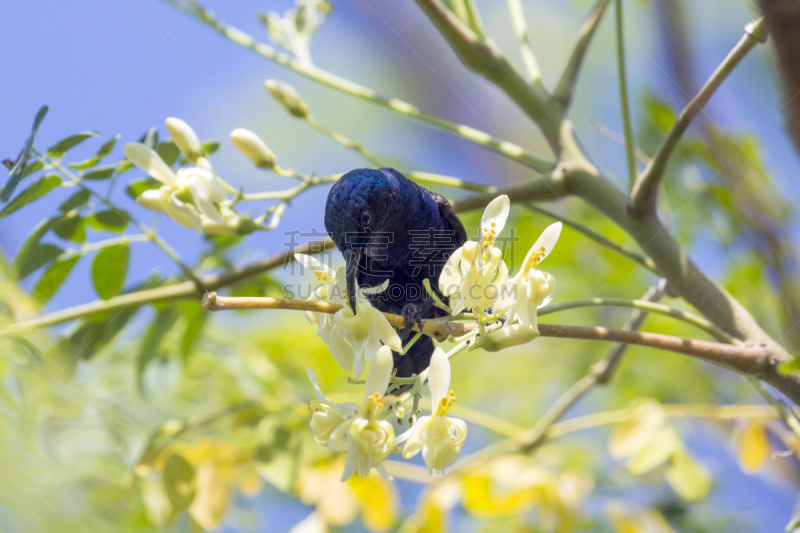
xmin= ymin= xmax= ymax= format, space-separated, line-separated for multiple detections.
xmin=2 ymin=1 xmax=799 ymax=530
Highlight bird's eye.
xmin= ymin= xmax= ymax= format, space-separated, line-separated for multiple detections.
xmin=360 ymin=210 xmax=372 ymax=227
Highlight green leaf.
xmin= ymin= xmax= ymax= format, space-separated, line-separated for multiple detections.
xmin=164 ymin=453 xmax=197 ymax=513
xmin=0 ymin=174 xmax=61 ymax=218
xmin=202 ymin=140 xmax=220 ymax=156
xmin=626 ymin=426 xmax=681 ymax=475
xmin=156 ymin=141 xmax=181 ymax=167
xmin=19 ymin=159 xmax=44 ymax=179
xmin=126 ymin=178 xmax=161 ymax=200
xmin=97 ymin=134 xmax=119 ymax=158
xmin=137 ymin=306 xmax=180 ymax=389
xmin=69 ymin=135 xmax=119 ymax=170
xmin=82 ymin=165 xmax=116 ymax=181
xmin=786 ymin=516 xmax=800 ymax=532
xmin=53 ymin=214 xmax=85 ymax=242
xmin=92 ymin=243 xmax=129 ymax=299
xmin=139 ymin=126 xmax=159 ymax=149
xmin=663 ymin=450 xmax=711 ymax=502
xmin=59 ymin=189 xmax=91 ymax=212
xmin=60 ymin=308 xmax=138 ymax=360
xmin=84 ymin=209 xmax=130 ymax=233
xmin=180 ymin=301 xmax=206 ymax=357
xmin=142 ymin=477 xmax=172 ymax=528
xmin=13 ymin=216 xmax=65 ymax=277
xmin=46 ymin=131 xmax=99 ymax=157
xmin=644 ymin=96 xmax=676 ymax=134
xmin=17 ymin=243 xmax=62 ymax=280
xmin=780 ymin=357 xmax=800 ymax=375
xmin=33 ymin=256 xmax=79 ymax=303
xmin=2 ymin=105 xmax=48 ymax=202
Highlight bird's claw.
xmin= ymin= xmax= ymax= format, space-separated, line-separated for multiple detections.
xmin=400 ymin=303 xmax=425 ymax=339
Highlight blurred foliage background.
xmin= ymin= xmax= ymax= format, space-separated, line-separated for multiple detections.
xmin=1 ymin=0 xmax=799 ymax=531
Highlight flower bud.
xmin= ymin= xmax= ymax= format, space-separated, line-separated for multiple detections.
xmin=265 ymin=79 xmax=309 ymax=118
xmin=165 ymin=117 xmax=204 ymax=162
xmin=230 ymin=128 xmax=276 ymax=169
xmin=473 ymin=324 xmax=539 ymax=352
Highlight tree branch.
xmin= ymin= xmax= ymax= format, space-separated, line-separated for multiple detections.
xmin=200 ymin=292 xmax=800 ymax=403
xmin=757 ymin=0 xmax=800 ymax=155
xmin=553 ymin=0 xmax=614 ymax=107
xmin=629 ymin=17 xmax=767 ymax=215
xmin=592 ymin=279 xmax=669 ymax=383
xmin=2 ymin=239 xmax=335 ymax=336
xmin=614 ymin=0 xmax=638 ymax=188
xmin=413 ymin=0 xmax=563 ymax=149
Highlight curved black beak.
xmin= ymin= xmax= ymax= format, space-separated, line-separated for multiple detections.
xmin=343 ymin=246 xmax=362 ymax=314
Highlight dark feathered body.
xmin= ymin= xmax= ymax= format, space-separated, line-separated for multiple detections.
xmin=324 ymin=168 xmax=467 ymax=381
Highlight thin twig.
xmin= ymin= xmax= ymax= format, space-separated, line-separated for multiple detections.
xmin=200 ymin=293 xmax=797 ymax=397
xmin=2 ymin=239 xmax=336 ymax=335
xmin=629 ymin=17 xmax=767 ymax=215
xmin=553 ymin=0 xmax=614 ymax=107
xmin=505 ymin=0 xmax=544 ymax=87
xmin=614 ymin=0 xmax=638 ymax=188
xmin=412 ymin=0 xmax=563 ymax=149
xmin=592 ymin=279 xmax=668 ymax=383
xmin=524 ymin=204 xmax=659 ymax=273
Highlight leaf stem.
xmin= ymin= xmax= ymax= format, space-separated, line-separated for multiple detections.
xmin=614 ymin=0 xmax=638 ymax=188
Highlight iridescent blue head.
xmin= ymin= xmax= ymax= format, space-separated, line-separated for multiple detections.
xmin=325 ymin=168 xmax=413 ymax=313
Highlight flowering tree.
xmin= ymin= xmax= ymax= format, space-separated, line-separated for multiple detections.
xmin=2 ymin=0 xmax=800 ymax=531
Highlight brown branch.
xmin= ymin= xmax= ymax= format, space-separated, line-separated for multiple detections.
xmin=757 ymin=0 xmax=800 ymax=154
xmin=200 ymin=292 xmax=800 ymax=403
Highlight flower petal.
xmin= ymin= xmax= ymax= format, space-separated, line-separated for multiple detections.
xmin=136 ymin=188 xmax=167 ymax=212
xmin=439 ymin=246 xmax=463 ymax=296
xmin=365 ymin=345 xmax=394 ymax=402
xmin=481 ymin=194 xmax=510 ymax=236
xmin=371 ymin=311 xmax=403 ymax=353
xmin=374 ymin=463 xmax=394 ymax=482
xmin=165 ymin=191 xmax=203 ymax=231
xmin=340 ymin=447 xmax=359 ymax=481
xmin=329 ymin=326 xmax=355 ymax=371
xmin=521 ymin=222 xmax=562 ymax=269
xmin=305 ymin=367 xmax=331 ymax=403
xmin=360 ymin=278 xmax=390 ymax=295
xmin=124 ymin=142 xmax=179 ymax=187
xmin=428 ymin=347 xmax=450 ymax=410
xmin=295 ymin=253 xmax=335 ymax=277
xmin=185 ymin=174 xmax=226 ymax=224
xmin=165 ymin=117 xmax=204 ymax=162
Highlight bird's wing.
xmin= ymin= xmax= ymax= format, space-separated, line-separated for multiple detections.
xmin=433 ymin=193 xmax=468 ymax=246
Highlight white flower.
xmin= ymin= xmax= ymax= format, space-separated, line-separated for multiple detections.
xmin=494 ymin=222 xmax=561 ymax=331
xmin=165 ymin=117 xmax=204 ymax=162
xmin=295 ymin=254 xmax=345 ymax=345
xmin=305 ymin=367 xmax=360 ymax=447
xmin=124 ymin=142 xmax=228 ymax=231
xmin=397 ymin=347 xmax=467 ymax=474
xmin=439 ymin=195 xmax=510 ymax=315
xmin=231 ymin=128 xmax=276 ymax=169
xmin=306 ymin=347 xmax=396 ymax=481
xmin=327 ymin=280 xmax=402 ymax=379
